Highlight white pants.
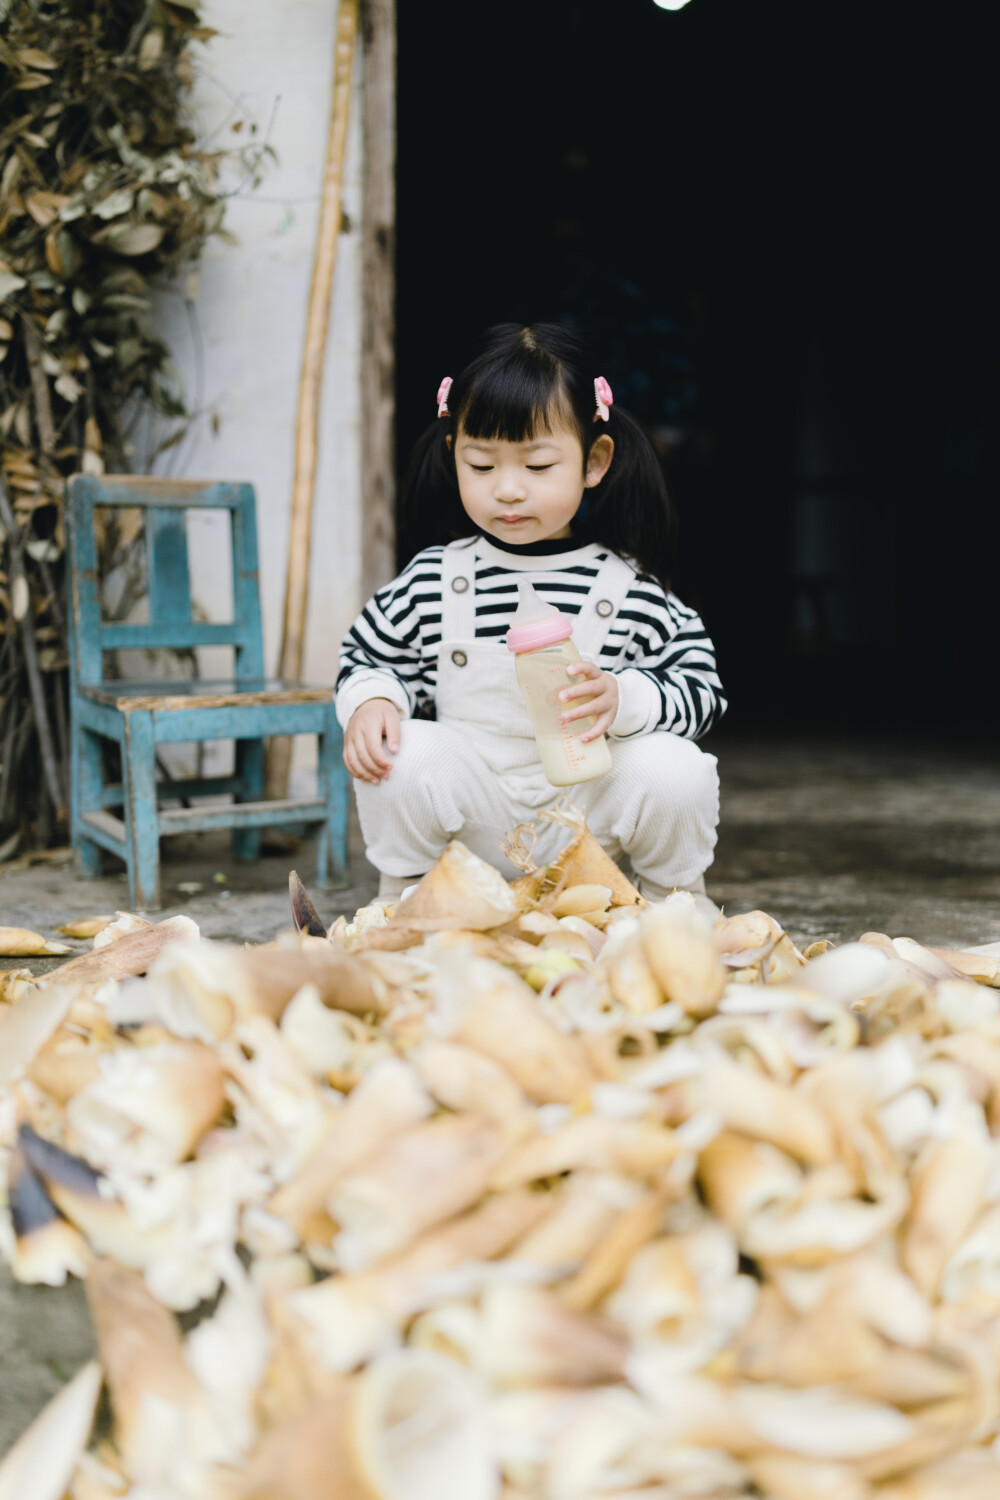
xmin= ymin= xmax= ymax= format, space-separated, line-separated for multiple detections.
xmin=354 ymin=719 xmax=720 ymax=890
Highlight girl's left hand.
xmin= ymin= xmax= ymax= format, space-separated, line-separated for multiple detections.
xmin=559 ymin=661 xmax=619 ymax=741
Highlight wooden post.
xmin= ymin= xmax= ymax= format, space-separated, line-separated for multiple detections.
xmin=267 ymin=0 xmax=360 ymax=799
xmin=360 ymin=0 xmax=397 ymax=601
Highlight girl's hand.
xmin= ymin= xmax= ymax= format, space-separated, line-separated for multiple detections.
xmin=558 ymin=661 xmax=619 ymax=742
xmin=344 ymin=699 xmax=401 ymax=783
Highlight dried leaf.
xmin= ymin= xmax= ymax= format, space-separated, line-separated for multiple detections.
xmin=91 ymin=220 xmax=165 ymax=256
xmin=15 ymin=48 xmax=58 ymax=70
xmin=0 ymin=266 xmax=27 ymax=298
xmin=23 ymin=191 xmax=68 ymax=226
xmin=92 ymin=187 xmax=135 ymax=221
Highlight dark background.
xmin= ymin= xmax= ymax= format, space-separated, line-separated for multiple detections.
xmin=396 ymin=0 xmax=996 ymax=730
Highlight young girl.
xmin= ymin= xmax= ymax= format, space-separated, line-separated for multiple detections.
xmin=336 ymin=323 xmax=725 ymax=911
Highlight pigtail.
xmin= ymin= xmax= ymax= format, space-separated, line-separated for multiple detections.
xmin=397 ymin=420 xmax=466 ymax=565
xmin=579 ymin=406 xmax=677 ymax=594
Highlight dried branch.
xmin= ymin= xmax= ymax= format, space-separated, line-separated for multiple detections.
xmin=0 ymin=476 xmax=64 ymax=817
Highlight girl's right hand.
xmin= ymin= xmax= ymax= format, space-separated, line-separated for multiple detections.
xmin=344 ymin=699 xmax=401 ymax=783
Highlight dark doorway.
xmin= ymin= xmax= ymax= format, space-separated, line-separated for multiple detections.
xmin=396 ymin=0 xmax=996 ymax=729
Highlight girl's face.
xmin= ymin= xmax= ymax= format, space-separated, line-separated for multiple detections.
xmin=452 ymin=418 xmax=614 ymax=545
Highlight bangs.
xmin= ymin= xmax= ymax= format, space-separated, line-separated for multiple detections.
xmin=456 ymin=347 xmax=575 ymax=444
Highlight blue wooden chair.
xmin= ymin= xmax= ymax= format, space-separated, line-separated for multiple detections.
xmin=65 ymin=474 xmax=348 ymax=909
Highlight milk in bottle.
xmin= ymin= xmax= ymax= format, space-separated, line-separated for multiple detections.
xmin=505 ymin=578 xmax=612 ymax=786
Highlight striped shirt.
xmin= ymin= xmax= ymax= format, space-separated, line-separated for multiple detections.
xmin=335 ymin=537 xmax=726 ymax=741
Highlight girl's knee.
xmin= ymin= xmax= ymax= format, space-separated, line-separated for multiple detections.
xmin=618 ymin=733 xmax=719 ymax=813
xmin=353 ymin=719 xmax=441 ymax=811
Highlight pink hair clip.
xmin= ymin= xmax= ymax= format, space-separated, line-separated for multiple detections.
xmin=594 ymin=376 xmax=614 ymax=422
xmin=436 ymin=376 xmax=453 ymax=419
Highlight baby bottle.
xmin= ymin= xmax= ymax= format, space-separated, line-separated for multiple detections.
xmin=506 ymin=578 xmax=613 ymax=786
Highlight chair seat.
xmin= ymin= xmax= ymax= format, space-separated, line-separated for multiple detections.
xmin=82 ymin=677 xmax=333 ymax=713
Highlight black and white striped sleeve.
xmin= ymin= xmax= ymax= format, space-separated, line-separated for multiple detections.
xmin=609 ymin=584 xmax=726 ymax=741
xmin=334 ymin=550 xmax=441 ymax=729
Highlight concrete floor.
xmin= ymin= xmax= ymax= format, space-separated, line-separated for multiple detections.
xmin=3 ymin=730 xmax=1000 ymax=1454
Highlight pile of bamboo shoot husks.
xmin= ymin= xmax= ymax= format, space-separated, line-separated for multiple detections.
xmin=3 ymin=815 xmax=1000 ymax=1500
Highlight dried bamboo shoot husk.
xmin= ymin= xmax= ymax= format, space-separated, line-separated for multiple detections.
xmin=929 ymin=947 xmax=1000 ymax=987
xmin=220 ymin=1015 xmax=328 ymax=1154
xmin=478 ymin=1283 xmax=627 ymax=1387
xmin=733 ymin=1285 xmax=883 ymax=1385
xmin=92 ymin=913 xmax=153 ymax=949
xmin=57 ymin=916 xmax=115 ymax=941
xmin=412 ymin=1041 xmax=531 ymax=1124
xmin=268 ymin=1057 xmax=433 ymax=1240
xmin=846 ymin=1345 xmax=977 ymax=1409
xmin=329 ymin=1113 xmax=514 ymax=1270
xmin=797 ymin=943 xmax=892 ymax=1005
xmin=940 ymin=1203 xmax=1000 ymax=1303
xmin=537 ymin=813 xmax=643 ymax=908
xmin=901 ymin=1125 xmax=992 ymax=1296
xmin=492 ymin=1114 xmax=680 ymax=1190
xmin=452 ymin=979 xmax=594 ymax=1104
xmin=509 ymin=1173 xmax=636 ymax=1275
xmin=875 ymin=1449 xmax=1000 ymax=1498
xmin=602 ymin=942 xmax=665 ymax=1015
xmin=892 ymin=937 xmax=965 ymax=983
xmin=698 ymin=1130 xmax=803 ymax=1228
xmin=741 ymin=1178 xmax=909 ymax=1266
xmin=5 ymin=1141 xmax=90 ymax=1284
xmin=696 ymin=1010 xmax=799 ymax=1079
xmin=40 ymin=915 xmax=199 ymax=990
xmin=68 ymin=1451 xmax=129 ymax=1500
xmin=27 ymin=1023 xmax=116 ymax=1103
xmin=0 ymin=984 xmax=72 ymax=1088
xmin=551 ymin=885 xmax=613 ymax=919
xmin=0 ymin=924 xmax=70 ymax=957
xmin=715 ymin=909 xmax=784 ymax=956
xmin=638 ymin=903 xmax=726 ymax=1017
xmin=154 ymin=940 xmax=384 ymax=1033
xmin=10 ymin=819 xmax=1000 ymax=1498
xmin=13 ymin=1125 xmax=186 ymax=1279
xmin=238 ymin=1349 xmax=497 ymax=1500
xmin=278 ymin=985 xmax=389 ymax=1085
xmin=391 ymin=840 xmax=520 ymax=931
xmin=0 ymin=1360 xmax=102 ymax=1500
xmin=288 ymin=1191 xmax=548 ymax=1372
xmin=734 ymin=1384 xmax=916 ymax=1461
xmin=65 ymin=1040 xmax=225 ymax=1174
xmin=769 ymin=1254 xmax=935 ymax=1350
xmin=745 ymin=1452 xmax=872 ymax=1500
xmin=561 ymin=1183 xmax=674 ymax=1311
xmin=692 ymin=1059 xmax=836 ymax=1165
xmin=85 ymin=1258 xmax=214 ymax=1484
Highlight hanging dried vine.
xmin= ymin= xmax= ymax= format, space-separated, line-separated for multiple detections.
xmin=0 ymin=0 xmax=272 ymax=856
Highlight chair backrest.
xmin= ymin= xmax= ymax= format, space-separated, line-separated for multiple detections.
xmin=65 ymin=474 xmax=265 ymax=686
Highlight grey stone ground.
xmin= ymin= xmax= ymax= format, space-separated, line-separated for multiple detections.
xmin=2 ymin=731 xmax=999 ymax=1455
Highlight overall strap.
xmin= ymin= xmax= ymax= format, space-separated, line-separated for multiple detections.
xmin=572 ymin=551 xmax=638 ymax=659
xmin=439 ymin=538 xmax=478 ymax=641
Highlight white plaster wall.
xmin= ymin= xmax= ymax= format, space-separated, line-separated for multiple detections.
xmin=151 ymin=0 xmax=361 ymax=782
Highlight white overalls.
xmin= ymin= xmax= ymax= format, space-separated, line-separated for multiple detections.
xmin=354 ymin=539 xmax=720 ymax=894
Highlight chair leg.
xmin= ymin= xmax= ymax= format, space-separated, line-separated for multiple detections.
xmin=232 ymin=738 xmax=264 ymax=860
xmin=122 ymin=710 xmax=160 ymax=910
xmin=72 ymin=722 xmax=104 ymax=878
xmin=316 ymin=707 xmax=348 ymax=889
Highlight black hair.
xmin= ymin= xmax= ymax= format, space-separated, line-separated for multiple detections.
xmin=398 ymin=323 xmax=677 ymax=592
